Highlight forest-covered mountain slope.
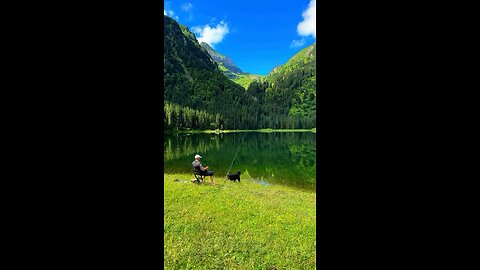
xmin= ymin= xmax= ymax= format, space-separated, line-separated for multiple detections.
xmin=266 ymin=42 xmax=316 ymax=121
xmin=245 ymin=42 xmax=316 ymax=128
xmin=164 ymin=15 xmax=256 ymax=130
xmin=163 ymin=15 xmax=316 ymax=130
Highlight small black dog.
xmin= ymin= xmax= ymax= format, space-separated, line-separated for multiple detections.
xmin=227 ymin=171 xmax=241 ymax=182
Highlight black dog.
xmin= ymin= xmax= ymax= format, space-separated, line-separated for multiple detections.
xmin=227 ymin=171 xmax=241 ymax=182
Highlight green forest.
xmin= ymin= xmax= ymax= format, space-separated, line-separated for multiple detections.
xmin=163 ymin=15 xmax=316 ymax=131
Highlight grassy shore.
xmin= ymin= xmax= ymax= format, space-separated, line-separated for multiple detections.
xmin=164 ymin=173 xmax=316 ymax=269
xmin=173 ymin=128 xmax=316 ymax=134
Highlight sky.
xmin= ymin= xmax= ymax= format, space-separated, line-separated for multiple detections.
xmin=164 ymin=0 xmax=316 ymax=75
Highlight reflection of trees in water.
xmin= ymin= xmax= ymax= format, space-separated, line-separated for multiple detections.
xmin=164 ymin=132 xmax=316 ymax=190
xmin=287 ymin=141 xmax=316 ymax=183
xmin=164 ymin=133 xmax=224 ymax=161
xmin=235 ymin=133 xmax=316 ymax=187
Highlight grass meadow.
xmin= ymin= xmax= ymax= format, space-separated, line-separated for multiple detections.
xmin=164 ymin=173 xmax=316 ymax=269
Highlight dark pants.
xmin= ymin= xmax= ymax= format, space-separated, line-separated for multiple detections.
xmin=200 ymin=170 xmax=214 ymax=176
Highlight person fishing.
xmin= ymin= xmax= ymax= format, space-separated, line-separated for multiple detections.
xmin=192 ymin=154 xmax=215 ymax=186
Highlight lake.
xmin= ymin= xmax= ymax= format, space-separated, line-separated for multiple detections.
xmin=164 ymin=131 xmax=316 ymax=192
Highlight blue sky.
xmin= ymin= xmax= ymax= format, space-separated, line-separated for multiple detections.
xmin=164 ymin=0 xmax=316 ymax=75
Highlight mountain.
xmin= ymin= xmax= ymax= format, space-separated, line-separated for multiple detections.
xmin=200 ymin=42 xmax=243 ymax=74
xmin=270 ymin=65 xmax=282 ymax=73
xmin=267 ymin=42 xmax=316 ymax=123
xmin=163 ymin=15 xmax=316 ymax=130
xmin=163 ymin=15 xmax=258 ymax=130
xmin=246 ymin=42 xmax=316 ymax=128
xmin=267 ymin=42 xmax=316 ymax=80
xmin=200 ymin=42 xmax=263 ymax=89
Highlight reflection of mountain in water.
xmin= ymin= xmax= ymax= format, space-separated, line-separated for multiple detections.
xmin=164 ymin=132 xmax=316 ymax=191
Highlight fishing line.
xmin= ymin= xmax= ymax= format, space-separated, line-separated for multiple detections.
xmin=223 ymin=132 xmax=247 ymax=182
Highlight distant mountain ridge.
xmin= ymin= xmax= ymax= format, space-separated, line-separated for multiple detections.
xmin=266 ymin=42 xmax=316 ymax=81
xmin=200 ymin=42 xmax=264 ymax=89
xmin=200 ymin=42 xmax=243 ymax=74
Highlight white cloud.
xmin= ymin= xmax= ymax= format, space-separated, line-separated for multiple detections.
xmin=181 ymin=3 xmax=194 ymax=21
xmin=290 ymin=38 xmax=306 ymax=48
xmin=297 ymin=0 xmax=316 ymax=38
xmin=165 ymin=9 xmax=178 ymax=20
xmin=181 ymin=3 xmax=193 ymax=12
xmin=164 ymin=1 xmax=178 ymax=20
xmin=192 ymin=21 xmax=229 ymax=48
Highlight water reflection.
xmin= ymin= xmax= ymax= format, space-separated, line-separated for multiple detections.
xmin=164 ymin=132 xmax=316 ymax=191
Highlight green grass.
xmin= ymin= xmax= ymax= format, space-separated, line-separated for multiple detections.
xmin=164 ymin=173 xmax=316 ymax=269
xmin=231 ymin=73 xmax=263 ymax=89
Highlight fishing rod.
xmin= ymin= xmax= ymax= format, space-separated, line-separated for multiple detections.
xmin=223 ymin=132 xmax=247 ymax=183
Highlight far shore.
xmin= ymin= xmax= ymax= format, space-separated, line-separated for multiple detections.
xmin=167 ymin=128 xmax=316 ymax=134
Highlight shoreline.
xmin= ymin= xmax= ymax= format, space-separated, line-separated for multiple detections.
xmin=167 ymin=128 xmax=316 ymax=134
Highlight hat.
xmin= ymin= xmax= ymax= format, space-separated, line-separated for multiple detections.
xmin=195 ymin=154 xmax=202 ymax=159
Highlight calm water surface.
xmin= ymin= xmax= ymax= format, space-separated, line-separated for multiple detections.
xmin=164 ymin=132 xmax=316 ymax=191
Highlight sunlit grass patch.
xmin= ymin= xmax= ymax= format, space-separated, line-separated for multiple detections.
xmin=164 ymin=174 xmax=316 ymax=269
